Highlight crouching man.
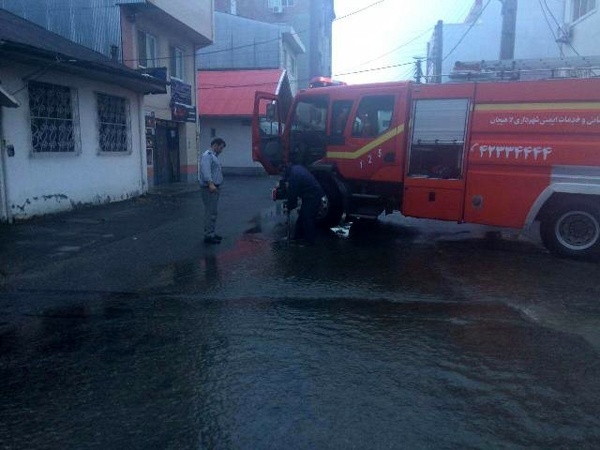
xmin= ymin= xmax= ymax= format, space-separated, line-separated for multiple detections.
xmin=282 ymin=164 xmax=325 ymax=244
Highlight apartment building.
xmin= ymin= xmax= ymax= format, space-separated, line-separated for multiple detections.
xmin=213 ymin=0 xmax=335 ymax=88
xmin=1 ymin=0 xmax=214 ymax=186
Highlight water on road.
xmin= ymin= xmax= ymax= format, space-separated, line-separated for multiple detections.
xmin=1 ymin=211 xmax=600 ymax=449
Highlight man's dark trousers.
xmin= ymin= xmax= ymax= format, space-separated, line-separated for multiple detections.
xmin=295 ymin=195 xmax=320 ymax=243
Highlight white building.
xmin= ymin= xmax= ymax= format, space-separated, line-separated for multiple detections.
xmin=562 ymin=0 xmax=599 ymax=57
xmin=0 ymin=10 xmax=165 ymax=221
xmin=428 ymin=0 xmax=566 ymax=82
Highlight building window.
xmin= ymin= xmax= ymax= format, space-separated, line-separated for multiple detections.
xmin=267 ymin=0 xmax=293 ymax=8
xmin=170 ymin=46 xmax=185 ymax=80
xmin=28 ymin=81 xmax=78 ymax=153
xmin=97 ymin=93 xmax=130 ymax=153
xmin=138 ymin=31 xmax=157 ymax=68
xmin=572 ymin=0 xmax=596 ymax=20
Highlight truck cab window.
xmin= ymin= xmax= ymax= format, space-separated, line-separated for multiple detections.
xmin=331 ymin=100 xmax=353 ymax=135
xmin=292 ymin=97 xmax=328 ymax=132
xmin=351 ymin=96 xmax=394 ymax=138
xmin=289 ymin=95 xmax=329 ymax=165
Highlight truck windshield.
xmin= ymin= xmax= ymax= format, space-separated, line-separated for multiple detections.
xmin=291 ymin=97 xmax=328 ymax=132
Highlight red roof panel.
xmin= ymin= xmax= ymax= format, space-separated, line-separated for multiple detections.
xmin=197 ymin=69 xmax=284 ymax=117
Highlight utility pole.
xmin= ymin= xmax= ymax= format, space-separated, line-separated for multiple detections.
xmin=499 ymin=0 xmax=517 ymax=60
xmin=414 ymin=57 xmax=424 ymax=84
xmin=433 ymin=20 xmax=443 ymax=83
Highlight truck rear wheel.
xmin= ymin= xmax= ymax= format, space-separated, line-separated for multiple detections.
xmin=540 ymin=200 xmax=600 ymax=259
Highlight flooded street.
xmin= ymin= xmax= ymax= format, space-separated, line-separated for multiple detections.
xmin=1 ymin=193 xmax=600 ymax=449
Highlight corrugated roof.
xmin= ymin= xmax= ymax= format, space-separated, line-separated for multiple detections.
xmin=198 ymin=69 xmax=285 ymax=117
xmin=0 ymin=8 xmax=166 ymax=94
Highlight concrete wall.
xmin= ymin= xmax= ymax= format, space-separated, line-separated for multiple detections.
xmin=439 ymin=5 xmax=503 ymax=82
xmin=563 ymin=1 xmax=600 ymax=57
xmin=147 ymin=0 xmax=213 ymax=42
xmin=515 ymin=0 xmax=565 ymax=58
xmin=434 ymin=0 xmax=566 ymax=82
xmin=213 ymin=0 xmax=335 ymax=89
xmin=0 ymin=63 xmax=146 ymax=220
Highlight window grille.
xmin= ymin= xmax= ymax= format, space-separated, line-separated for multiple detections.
xmin=28 ymin=81 xmax=77 ymax=153
xmin=97 ymin=93 xmax=130 ymax=153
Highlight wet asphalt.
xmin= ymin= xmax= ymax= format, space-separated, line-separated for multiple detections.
xmin=1 ymin=175 xmax=600 ymax=449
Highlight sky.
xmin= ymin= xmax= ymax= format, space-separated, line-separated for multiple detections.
xmin=332 ymin=0 xmax=477 ymax=84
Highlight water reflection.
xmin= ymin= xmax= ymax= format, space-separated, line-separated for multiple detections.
xmin=3 ymin=209 xmax=600 ymax=449
xmin=1 ymin=290 xmax=599 ymax=449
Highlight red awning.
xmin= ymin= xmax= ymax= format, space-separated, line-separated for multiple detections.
xmin=197 ymin=69 xmax=285 ymax=117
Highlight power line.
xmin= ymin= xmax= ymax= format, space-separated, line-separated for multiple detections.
xmin=443 ymin=0 xmax=492 ymax=62
xmin=3 ymin=2 xmax=383 ymax=67
xmin=539 ymin=0 xmax=581 ymax=56
xmin=440 ymin=1 xmax=474 ymax=24
xmin=9 ymin=58 xmax=65 ymax=96
xmin=128 ymin=2 xmax=386 ymax=65
xmin=342 ymin=26 xmax=435 ymax=72
xmin=541 ymin=0 xmax=563 ymax=28
xmin=335 ymin=1 xmax=386 ymax=21
xmin=537 ymin=0 xmax=563 ymax=55
xmin=334 ymin=60 xmax=415 ymax=78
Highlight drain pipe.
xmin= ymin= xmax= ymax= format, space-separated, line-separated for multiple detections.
xmin=137 ymin=93 xmax=147 ymax=193
xmin=1 ymin=81 xmax=21 ymax=223
xmin=0 ymin=107 xmax=12 ymax=223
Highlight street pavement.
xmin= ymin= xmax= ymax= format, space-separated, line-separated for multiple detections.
xmin=2 ymin=175 xmax=600 ymax=449
xmin=0 ymin=176 xmax=279 ymax=290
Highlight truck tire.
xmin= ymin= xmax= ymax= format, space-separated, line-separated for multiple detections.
xmin=540 ymin=200 xmax=600 ymax=259
xmin=315 ymin=176 xmax=344 ymax=228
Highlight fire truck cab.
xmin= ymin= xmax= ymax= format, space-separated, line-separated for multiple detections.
xmin=252 ymin=73 xmax=600 ymax=259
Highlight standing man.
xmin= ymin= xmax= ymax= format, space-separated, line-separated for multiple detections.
xmin=283 ymin=164 xmax=325 ymax=244
xmin=198 ymin=138 xmax=226 ymax=244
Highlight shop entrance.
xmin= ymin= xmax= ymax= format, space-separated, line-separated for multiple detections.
xmin=154 ymin=120 xmax=180 ymax=185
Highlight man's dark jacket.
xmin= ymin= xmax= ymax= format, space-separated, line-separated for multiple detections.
xmin=285 ymin=165 xmax=325 ymax=210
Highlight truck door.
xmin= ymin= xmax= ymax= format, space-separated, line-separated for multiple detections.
xmin=332 ymin=94 xmax=400 ymax=182
xmin=402 ymin=96 xmax=472 ymax=221
xmin=252 ymin=92 xmax=289 ymax=175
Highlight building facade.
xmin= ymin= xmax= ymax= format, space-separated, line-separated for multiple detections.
xmin=427 ymin=0 xmax=566 ymax=82
xmin=561 ymin=0 xmax=599 ymax=58
xmin=0 ymin=0 xmax=214 ymax=186
xmin=213 ymin=0 xmax=335 ymax=89
xmin=197 ymin=12 xmax=305 ymax=93
xmin=0 ymin=9 xmax=165 ymax=221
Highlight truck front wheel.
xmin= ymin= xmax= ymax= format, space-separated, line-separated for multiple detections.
xmin=315 ymin=176 xmax=344 ymax=228
xmin=540 ymin=200 xmax=600 ymax=259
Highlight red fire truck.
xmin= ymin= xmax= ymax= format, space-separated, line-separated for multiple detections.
xmin=252 ymin=72 xmax=600 ymax=259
